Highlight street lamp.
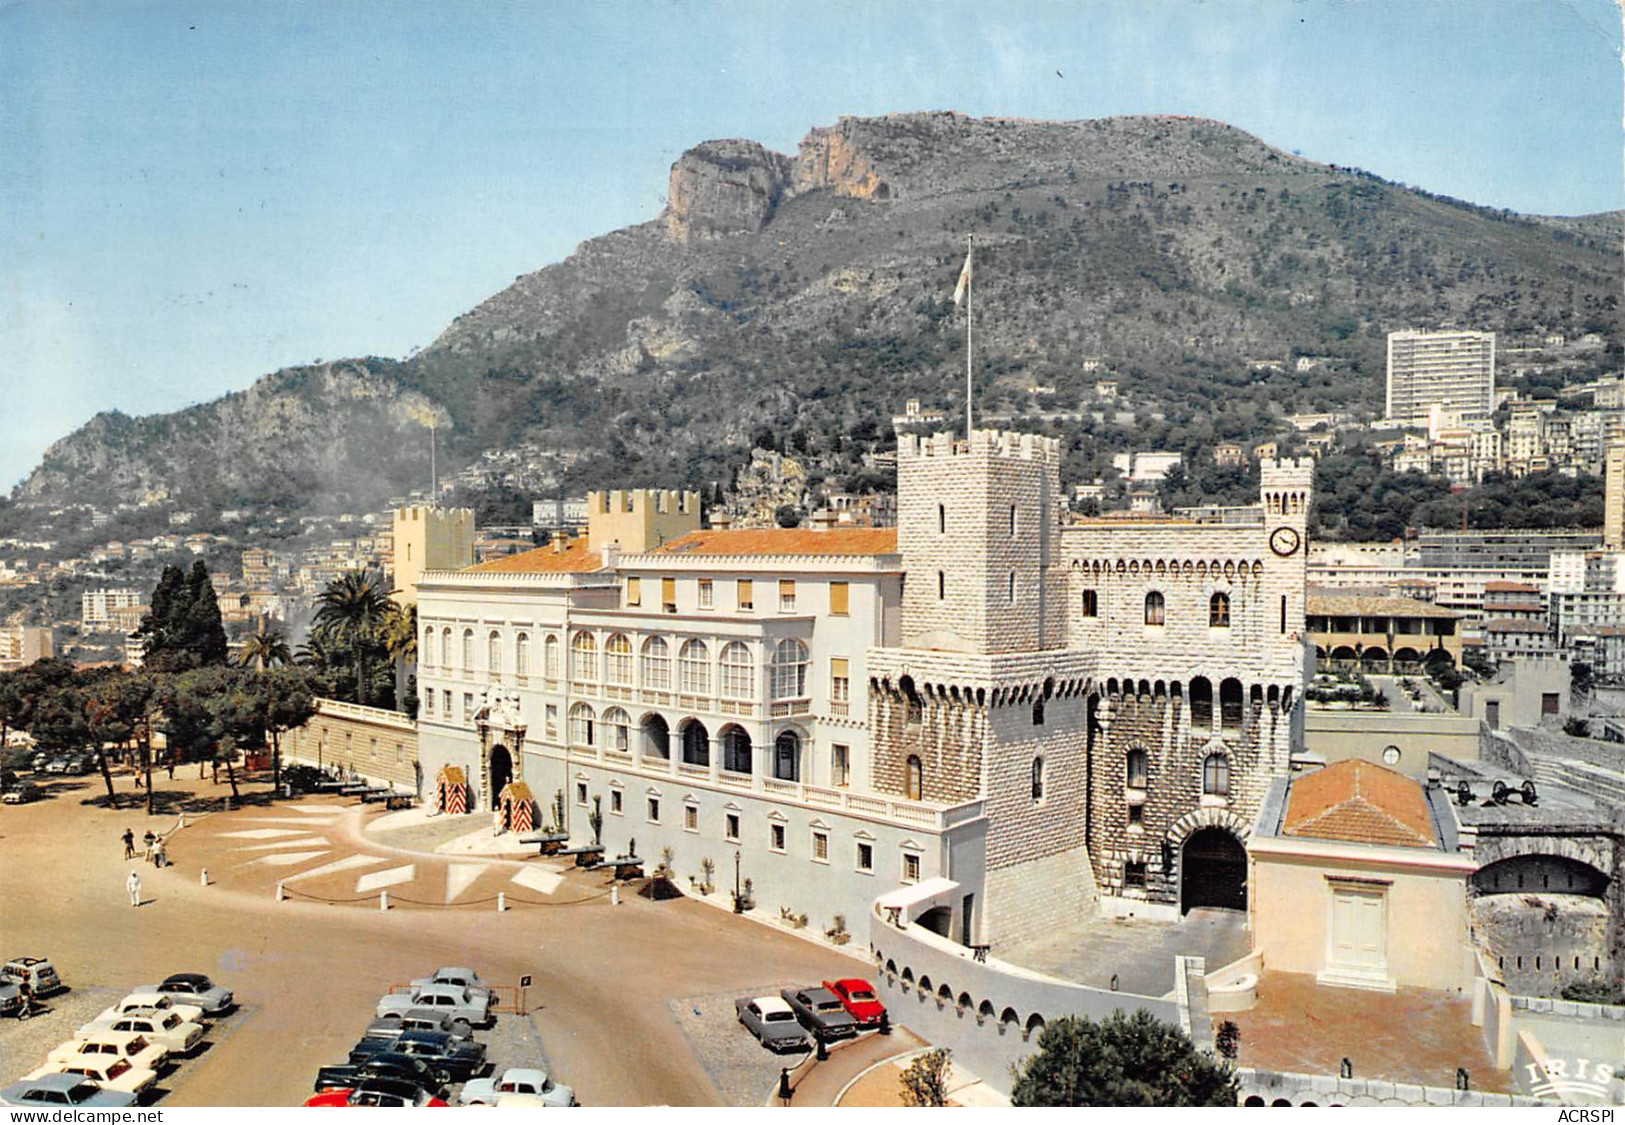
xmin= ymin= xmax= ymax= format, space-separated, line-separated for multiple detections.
xmin=733 ymin=849 xmax=742 ymax=914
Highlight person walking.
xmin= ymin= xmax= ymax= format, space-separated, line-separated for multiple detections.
xmin=142 ymin=830 xmax=156 ymax=863
xmin=126 ymin=870 xmax=141 ymax=907
xmin=122 ymin=828 xmax=135 ymax=859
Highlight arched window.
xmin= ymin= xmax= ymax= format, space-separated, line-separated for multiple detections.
xmin=604 ymin=633 xmax=633 ymax=685
xmin=1220 ymin=678 xmax=1245 ymax=731
xmin=641 ymin=713 xmax=670 ymax=758
xmin=602 ymin=707 xmax=630 ymax=753
xmin=1210 ymin=592 xmax=1230 ymax=628
xmin=719 ymin=641 xmax=753 ymax=699
xmin=1189 ymin=676 xmax=1213 ymax=729
xmin=771 ymin=639 xmax=809 ymax=699
xmin=641 ymin=636 xmax=671 ymax=691
xmin=1031 ymin=757 xmax=1044 ymax=801
xmin=442 ymin=627 xmax=452 ymax=668
xmin=901 ymin=677 xmax=923 ymax=726
xmin=905 ymin=754 xmax=923 ymax=801
xmin=462 ymin=629 xmax=474 ymax=670
xmin=680 ymin=719 xmax=709 ymax=766
xmin=774 ymin=730 xmax=801 ymax=782
xmin=423 ymin=627 xmax=436 ymax=666
xmin=1144 ymin=591 xmax=1166 ymax=626
xmin=544 ymin=634 xmax=560 ymax=679
xmin=938 ymin=504 xmax=946 ymax=534
xmin=1126 ymin=748 xmax=1149 ymax=789
xmin=679 ymin=639 xmax=710 ymax=695
xmin=1203 ymin=753 xmax=1230 ymax=797
xmin=571 ymin=631 xmax=597 ymax=681
xmin=721 ymin=725 xmax=753 ymax=774
xmin=514 ymin=632 xmax=530 ymax=676
xmin=568 ymin=702 xmax=596 ymax=747
xmin=488 ymin=630 xmax=502 ymax=675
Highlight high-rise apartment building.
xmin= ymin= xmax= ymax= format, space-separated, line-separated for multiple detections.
xmin=1385 ymin=330 xmax=1496 ymax=426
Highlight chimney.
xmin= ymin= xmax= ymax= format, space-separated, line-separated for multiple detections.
xmin=808 ymin=508 xmax=837 ymax=531
xmin=552 ymin=533 xmax=565 ymax=554
xmin=601 ymin=541 xmax=622 ymax=569
xmin=711 ymin=513 xmax=733 ymax=531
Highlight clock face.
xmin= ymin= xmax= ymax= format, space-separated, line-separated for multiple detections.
xmin=1382 ymin=746 xmax=1402 ymax=765
xmin=1269 ymin=526 xmax=1301 ymax=557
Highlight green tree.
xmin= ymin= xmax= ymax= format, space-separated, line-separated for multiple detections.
xmin=312 ymin=570 xmax=391 ymax=706
xmin=259 ymin=665 xmax=319 ymax=792
xmin=237 ymin=621 xmax=293 ymax=670
xmin=139 ymin=562 xmax=229 ymax=671
xmin=380 ymin=603 xmax=418 ymax=715
xmin=1011 ymin=1010 xmax=1239 ymax=1107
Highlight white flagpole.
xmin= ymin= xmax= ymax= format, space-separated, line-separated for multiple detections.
xmin=965 ymin=236 xmax=974 ymax=439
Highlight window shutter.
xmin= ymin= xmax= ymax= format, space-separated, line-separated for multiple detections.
xmin=661 ymin=577 xmax=676 ymax=608
xmin=830 ymin=657 xmax=848 ymax=679
xmin=627 ymin=576 xmax=641 ymax=605
xmin=830 ymin=581 xmax=849 ymax=616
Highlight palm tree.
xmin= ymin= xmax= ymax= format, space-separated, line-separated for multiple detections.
xmin=312 ymin=570 xmax=390 ymax=706
xmin=237 ymin=620 xmax=292 ymax=671
xmin=380 ymin=603 xmax=418 ymax=713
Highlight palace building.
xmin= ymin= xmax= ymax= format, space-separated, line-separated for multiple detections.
xmin=414 ymin=424 xmax=1312 ymax=948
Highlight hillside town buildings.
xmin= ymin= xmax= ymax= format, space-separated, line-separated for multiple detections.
xmin=1385 ymin=329 xmax=1496 ymax=427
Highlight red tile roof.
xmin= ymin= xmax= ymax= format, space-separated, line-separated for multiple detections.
xmin=651 ymin=528 xmax=898 ymax=558
xmin=1484 ymin=581 xmax=1539 ymax=593
xmin=464 ymin=537 xmax=605 ymax=574
xmin=1284 ymin=760 xmax=1437 ymax=849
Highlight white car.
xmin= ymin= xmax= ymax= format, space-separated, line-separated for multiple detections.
xmin=96 ymin=992 xmax=206 ymax=1026
xmin=409 ymin=967 xmax=492 ymax=1005
xmin=77 ymin=1009 xmax=205 ymax=1056
xmin=48 ymin=1031 xmax=168 ymax=1074
xmin=461 ymin=1067 xmax=576 ymax=1107
xmin=25 ymin=1058 xmax=157 ymax=1098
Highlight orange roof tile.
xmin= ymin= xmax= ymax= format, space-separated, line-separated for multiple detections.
xmin=1283 ymin=760 xmax=1437 ymax=849
xmin=651 ymin=527 xmax=898 ymax=558
xmin=464 ymin=537 xmax=605 ymax=574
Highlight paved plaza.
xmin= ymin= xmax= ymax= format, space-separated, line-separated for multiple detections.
xmin=0 ymin=768 xmax=872 ymax=1106
xmin=1002 ymin=907 xmax=1251 ymax=997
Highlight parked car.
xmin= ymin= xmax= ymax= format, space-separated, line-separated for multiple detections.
xmin=0 ymin=1073 xmax=138 ymax=1108
xmin=95 ymin=992 xmax=204 ymax=1026
xmin=460 ymin=1067 xmax=576 ymax=1107
xmin=375 ymin=983 xmax=489 ymax=1025
xmin=77 ymin=1009 xmax=205 ymax=1056
xmin=317 ymin=1053 xmax=449 ymax=1097
xmin=2 ymin=783 xmax=40 ymax=805
xmin=734 ymin=996 xmax=809 ymax=1053
xmin=780 ymin=986 xmax=858 ymax=1041
xmin=306 ymin=1077 xmax=449 ymax=1107
xmin=133 ymin=973 xmax=233 ymax=1016
xmin=363 ymin=1008 xmax=475 ymax=1044
xmin=0 ymin=982 xmax=23 ymax=1018
xmin=372 ymin=1030 xmax=486 ymax=1082
xmin=823 ymin=978 xmax=886 ymax=1027
xmin=24 ymin=1059 xmax=156 ymax=1099
xmin=30 ymin=753 xmax=47 ymax=772
xmin=48 ymin=1031 xmax=168 ymax=1073
xmin=408 ymin=967 xmax=491 ymax=1004
xmin=3 ymin=956 xmax=64 ymax=996
xmin=43 ymin=759 xmax=68 ymax=775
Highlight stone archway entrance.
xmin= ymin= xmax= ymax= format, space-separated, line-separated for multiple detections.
xmin=489 ymin=745 xmax=512 ymax=813
xmin=1182 ymin=826 xmax=1248 ymax=913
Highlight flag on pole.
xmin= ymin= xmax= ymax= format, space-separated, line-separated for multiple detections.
xmin=952 ymin=245 xmax=973 ymax=306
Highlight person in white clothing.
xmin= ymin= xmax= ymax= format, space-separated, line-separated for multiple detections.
xmin=127 ymin=870 xmax=141 ymax=907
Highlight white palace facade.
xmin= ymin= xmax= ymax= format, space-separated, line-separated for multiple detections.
xmin=415 ymin=427 xmax=1313 ymax=949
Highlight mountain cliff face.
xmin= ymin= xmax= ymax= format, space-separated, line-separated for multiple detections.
xmin=12 ymin=111 xmax=1621 ymax=523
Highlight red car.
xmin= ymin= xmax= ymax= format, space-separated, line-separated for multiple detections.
xmin=305 ymin=1079 xmax=448 ymax=1107
xmin=823 ymin=978 xmax=886 ymax=1027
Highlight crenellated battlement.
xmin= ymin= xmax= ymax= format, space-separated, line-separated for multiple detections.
xmin=588 ymin=488 xmax=702 ymax=516
xmin=898 ymin=428 xmax=1062 ymax=465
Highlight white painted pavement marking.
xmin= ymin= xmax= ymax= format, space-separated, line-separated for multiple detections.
xmin=252 ymin=850 xmax=331 ymax=867
xmin=445 ymin=863 xmax=492 ymax=903
xmin=238 ymin=816 xmax=341 ymax=826
xmin=280 ymin=854 xmax=389 ymax=883
xmin=218 ymin=828 xmax=309 ymax=839
xmin=355 ymin=864 xmax=416 ymax=894
xmin=288 ymin=805 xmax=347 ymax=814
xmin=509 ymin=867 xmax=563 ymax=895
xmin=234 ymin=836 xmax=329 ymax=851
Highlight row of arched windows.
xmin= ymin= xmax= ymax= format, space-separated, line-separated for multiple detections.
xmin=574 ymin=709 xmax=809 ymax=781
xmin=1124 ymin=746 xmax=1230 ymax=796
xmin=424 ymin=625 xmax=811 ymax=701
xmin=1142 ymin=591 xmax=1230 ymax=627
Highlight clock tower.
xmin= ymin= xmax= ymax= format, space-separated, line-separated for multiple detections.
xmin=1261 ymin=456 xmax=1314 ymax=641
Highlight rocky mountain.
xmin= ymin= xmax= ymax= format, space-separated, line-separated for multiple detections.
xmin=11 ymin=111 xmax=1621 ymax=526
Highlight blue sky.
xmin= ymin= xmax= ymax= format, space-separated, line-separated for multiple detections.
xmin=2 ymin=0 xmax=1620 ymax=492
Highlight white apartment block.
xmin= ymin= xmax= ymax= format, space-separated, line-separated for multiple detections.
xmin=415 ymin=432 xmax=1312 ymax=948
xmin=1385 ymin=330 xmax=1495 ymax=427
xmin=81 ymin=588 xmax=143 ymax=629
xmin=0 ymin=625 xmax=53 ymax=672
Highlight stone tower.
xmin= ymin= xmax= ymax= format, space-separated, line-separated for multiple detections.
xmin=896 ymin=429 xmax=1064 ymax=654
xmin=391 ymin=505 xmax=474 ymax=607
